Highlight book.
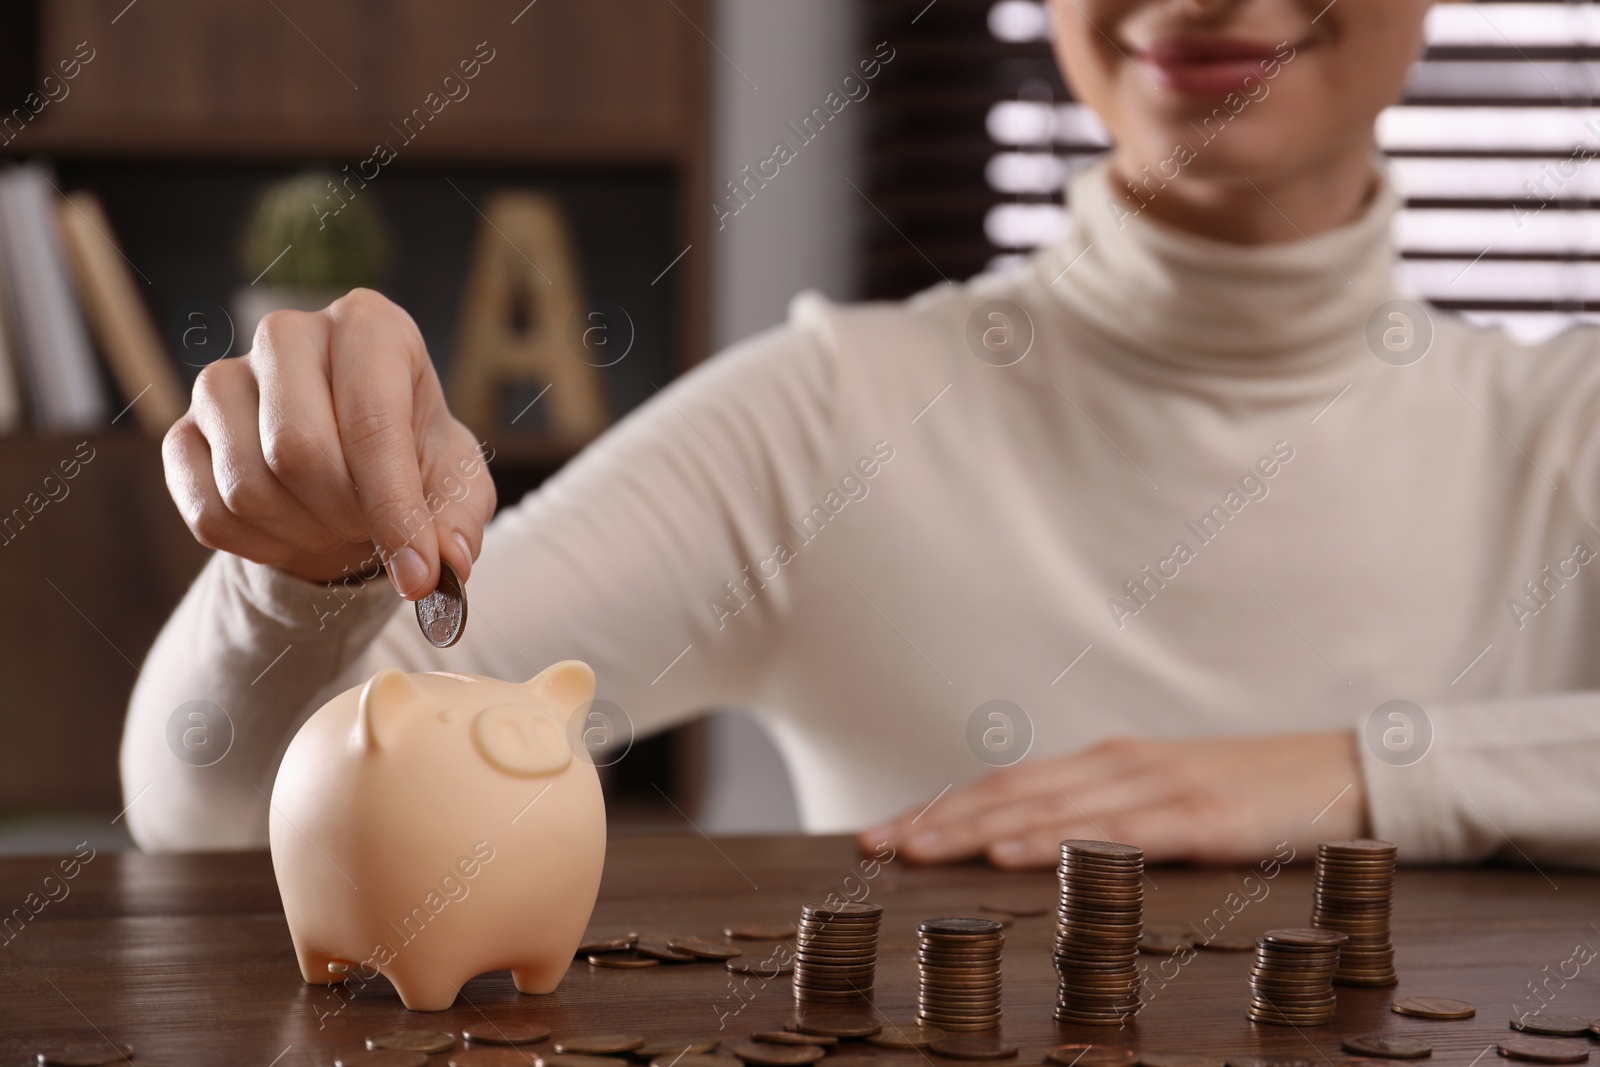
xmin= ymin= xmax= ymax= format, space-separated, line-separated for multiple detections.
xmin=0 ymin=163 xmax=107 ymax=431
xmin=56 ymin=191 xmax=185 ymax=436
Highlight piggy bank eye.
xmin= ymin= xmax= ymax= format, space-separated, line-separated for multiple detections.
xmin=472 ymin=703 xmax=572 ymax=777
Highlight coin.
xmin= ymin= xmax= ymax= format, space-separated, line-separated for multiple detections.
xmin=726 ymin=923 xmax=797 ymax=940
xmin=1247 ymin=928 xmax=1343 ymax=1027
xmin=452 ymin=1052 xmax=540 ymax=1067
xmin=416 ymin=560 xmax=467 ymax=647
xmin=589 ymin=954 xmax=660 ymax=968
xmin=669 ymin=937 xmax=742 ymax=960
xmin=555 ymin=1038 xmax=646 ymax=1056
xmin=465 ymin=1023 xmax=555 ymax=1046
xmin=336 ymin=1054 xmax=429 ymax=1067
xmin=635 ymin=940 xmax=699 ymax=962
xmin=918 ymin=916 xmax=1004 ymax=1031
xmin=867 ymin=1025 xmax=946 ymax=1049
xmin=728 ymin=1043 xmax=825 ymax=1066
xmin=650 ymin=1056 xmax=740 ymax=1067
xmin=751 ymin=1034 xmax=836 ymax=1047
xmin=1495 ymin=1037 xmax=1592 ymax=1064
xmin=1138 ymin=1056 xmax=1227 ymax=1067
xmin=369 ymin=1032 xmax=457 ymax=1054
xmin=1055 ymin=840 xmax=1145 ymax=1027
xmin=793 ymin=901 xmax=882 ymax=1004
xmin=536 ymin=1057 xmax=632 ymax=1067
xmin=1338 ymin=1035 xmax=1431 ymax=1059
xmin=634 ymin=1041 xmax=721 ymax=1059
xmin=1310 ymin=840 xmax=1397 ymax=987
xmin=728 ymin=956 xmax=793 ymax=976
xmin=1510 ymin=1016 xmax=1594 ymax=1038
xmin=1385 ymin=996 xmax=1471 ymax=1021
xmin=1046 ymin=1047 xmax=1138 ymax=1067
xmin=36 ymin=1044 xmax=135 ymax=1067
xmin=786 ymin=1013 xmax=882 ymax=1038
xmin=928 ymin=1035 xmax=1018 ymax=1060
xmin=578 ymin=933 xmax=640 ymax=955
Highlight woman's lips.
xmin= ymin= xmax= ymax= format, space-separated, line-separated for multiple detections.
xmin=1134 ymin=38 xmax=1286 ymax=96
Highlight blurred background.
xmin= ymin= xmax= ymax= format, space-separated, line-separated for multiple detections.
xmin=0 ymin=0 xmax=1592 ymax=853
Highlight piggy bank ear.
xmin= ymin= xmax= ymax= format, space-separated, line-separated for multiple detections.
xmin=524 ymin=660 xmax=596 ymax=715
xmin=354 ymin=669 xmax=425 ymax=752
xmin=472 ymin=704 xmax=572 ymax=777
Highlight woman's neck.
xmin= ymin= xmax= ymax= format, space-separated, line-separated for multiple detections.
xmin=1107 ymin=139 xmax=1381 ymax=246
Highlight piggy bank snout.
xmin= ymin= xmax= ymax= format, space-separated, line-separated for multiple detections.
xmin=473 ymin=703 xmax=572 ymax=776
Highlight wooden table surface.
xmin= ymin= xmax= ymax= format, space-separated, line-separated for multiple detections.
xmin=0 ymin=835 xmax=1596 ymax=1065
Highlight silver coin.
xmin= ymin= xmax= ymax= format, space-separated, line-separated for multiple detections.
xmin=416 ymin=560 xmax=467 ymax=647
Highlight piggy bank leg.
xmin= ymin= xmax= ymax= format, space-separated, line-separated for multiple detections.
xmin=512 ymin=957 xmax=569 ymax=995
xmin=292 ymin=943 xmax=342 ymax=985
xmin=384 ymin=965 xmax=466 ymax=1012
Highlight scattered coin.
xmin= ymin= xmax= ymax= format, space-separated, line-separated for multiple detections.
xmin=369 ymin=1032 xmax=457 ymax=1054
xmin=918 ymin=917 xmax=1004 ymax=1031
xmin=36 ymin=1044 xmax=135 ymax=1067
xmin=1312 ymin=839 xmax=1398 ymax=988
xmin=578 ymin=933 xmax=640 ymax=956
xmin=589 ymin=954 xmax=660 ymax=969
xmin=867 ymin=1024 xmax=946 ymax=1050
xmin=1338 ymin=1035 xmax=1432 ymax=1060
xmin=452 ymin=1052 xmax=540 ymax=1067
xmin=465 ymin=1023 xmax=555 ymax=1046
xmin=1046 ymin=1047 xmax=1138 ymax=1067
xmin=1139 ymin=1056 xmax=1227 ymax=1067
xmin=1496 ymin=1036 xmax=1591 ymax=1064
xmin=635 ymin=940 xmax=699 ymax=963
xmin=728 ymin=1042 xmax=825 ymax=1066
xmin=336 ymin=1054 xmax=429 ymax=1067
xmin=1511 ymin=1016 xmax=1594 ymax=1038
xmin=669 ymin=937 xmax=743 ymax=960
xmin=633 ymin=1041 xmax=721 ymax=1059
xmin=752 ymin=1034 xmax=836 ymax=1047
xmin=786 ymin=1014 xmax=882 ymax=1038
xmin=732 ymin=959 xmax=793 ymax=979
xmin=536 ymin=1057 xmax=631 ymax=1067
xmin=1390 ymin=997 xmax=1475 ymax=1021
xmin=651 ymin=1056 xmax=741 ymax=1067
xmin=554 ymin=1038 xmax=646 ymax=1057
xmin=1055 ymin=839 xmax=1145 ymax=1027
xmin=726 ymin=923 xmax=797 ymax=941
xmin=928 ymin=1035 xmax=1018 ymax=1060
xmin=416 ymin=560 xmax=468 ymax=647
xmin=1196 ymin=932 xmax=1258 ymax=952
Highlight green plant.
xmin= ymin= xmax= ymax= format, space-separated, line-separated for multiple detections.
xmin=239 ymin=171 xmax=393 ymax=289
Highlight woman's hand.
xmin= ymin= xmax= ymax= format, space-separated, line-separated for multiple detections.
xmin=859 ymin=731 xmax=1369 ymax=868
xmin=163 ymin=288 xmax=495 ymax=598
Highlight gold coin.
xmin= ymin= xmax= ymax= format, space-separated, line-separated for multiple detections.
xmin=725 ymin=923 xmax=796 ymax=941
xmin=668 ymin=937 xmax=743 ymax=960
xmin=633 ymin=1040 xmax=721 ymax=1059
xmin=928 ymin=1036 xmax=1018 ymax=1060
xmin=786 ymin=1014 xmax=882 ymax=1038
xmin=866 ymin=1024 xmax=945 ymax=1049
xmin=635 ymin=940 xmax=698 ymax=962
xmin=464 ymin=1023 xmax=554 ymax=1046
xmin=1495 ymin=1037 xmax=1592 ymax=1064
xmin=1510 ymin=1016 xmax=1594 ymax=1037
xmin=368 ymin=1032 xmax=457 ymax=1054
xmin=335 ymin=1054 xmax=429 ymax=1067
xmin=1046 ymin=1047 xmax=1138 ymax=1067
xmin=577 ymin=934 xmax=640 ymax=955
xmin=1388 ymin=997 xmax=1474 ymax=1021
xmin=749 ymin=1034 xmax=835 ymax=1047
xmin=553 ymin=1037 xmax=646 ymax=1056
xmin=648 ymin=1056 xmax=741 ymax=1067
xmin=1338 ymin=1036 xmax=1431 ymax=1060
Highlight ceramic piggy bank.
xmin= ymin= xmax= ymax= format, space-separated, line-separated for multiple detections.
xmin=268 ymin=661 xmax=606 ymax=1011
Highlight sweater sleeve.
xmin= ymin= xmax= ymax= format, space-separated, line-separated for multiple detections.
xmin=1358 ymin=692 xmax=1600 ymax=870
xmin=119 ymin=313 xmax=840 ymax=851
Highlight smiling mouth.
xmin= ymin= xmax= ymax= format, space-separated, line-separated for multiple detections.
xmin=1132 ymin=37 xmax=1298 ymax=96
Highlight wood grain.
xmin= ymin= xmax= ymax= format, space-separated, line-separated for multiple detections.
xmin=0 ymin=835 xmax=1594 ymax=1064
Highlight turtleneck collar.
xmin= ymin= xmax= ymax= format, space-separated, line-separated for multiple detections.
xmin=1036 ymin=158 xmax=1400 ymax=379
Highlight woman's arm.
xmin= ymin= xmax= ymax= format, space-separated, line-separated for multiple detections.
xmin=120 ymin=295 xmax=840 ymax=851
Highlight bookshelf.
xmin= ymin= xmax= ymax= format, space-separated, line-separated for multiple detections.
xmin=0 ymin=0 xmax=714 ymax=824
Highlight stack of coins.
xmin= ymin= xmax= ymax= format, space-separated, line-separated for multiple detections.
xmin=1247 ymin=927 xmax=1348 ymax=1026
xmin=1053 ymin=840 xmax=1145 ymax=1026
xmin=916 ymin=917 xmax=1004 ymax=1031
xmin=792 ymin=900 xmax=882 ymax=1003
xmin=1310 ymin=839 xmax=1398 ymax=987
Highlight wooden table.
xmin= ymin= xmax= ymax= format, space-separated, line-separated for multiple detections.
xmin=0 ymin=836 xmax=1595 ymax=1065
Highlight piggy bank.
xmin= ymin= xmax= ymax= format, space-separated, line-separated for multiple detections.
xmin=268 ymin=661 xmax=606 ymax=1011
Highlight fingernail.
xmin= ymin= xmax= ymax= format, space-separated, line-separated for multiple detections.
xmin=387 ymin=546 xmax=429 ymax=599
xmin=452 ymin=532 xmax=474 ymax=580
xmin=910 ymin=831 xmax=942 ymax=853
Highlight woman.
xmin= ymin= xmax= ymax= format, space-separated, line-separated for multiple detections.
xmin=123 ymin=0 xmax=1600 ymax=869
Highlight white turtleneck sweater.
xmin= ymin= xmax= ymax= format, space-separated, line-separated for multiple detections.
xmin=123 ymin=163 xmax=1600 ymax=868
